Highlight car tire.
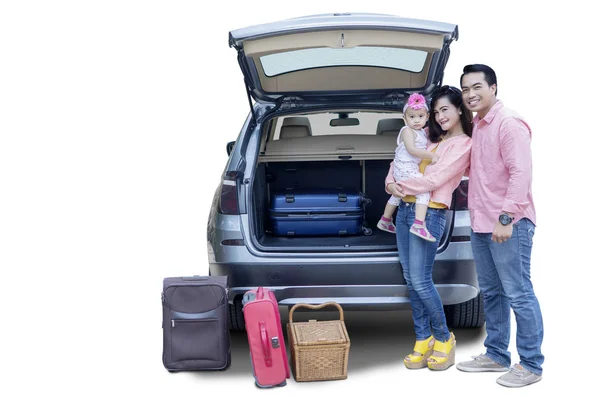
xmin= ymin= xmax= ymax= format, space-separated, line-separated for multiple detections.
xmin=228 ymin=297 xmax=245 ymax=332
xmin=444 ymin=293 xmax=485 ymax=328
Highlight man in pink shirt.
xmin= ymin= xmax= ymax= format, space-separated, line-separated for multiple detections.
xmin=455 ymin=65 xmax=544 ymax=388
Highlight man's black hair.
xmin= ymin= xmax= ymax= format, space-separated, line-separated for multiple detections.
xmin=461 ymin=64 xmax=498 ymax=96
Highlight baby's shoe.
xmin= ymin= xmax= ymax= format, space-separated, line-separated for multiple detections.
xmin=377 ymin=217 xmax=396 ymax=234
xmin=410 ymin=223 xmax=436 ymax=242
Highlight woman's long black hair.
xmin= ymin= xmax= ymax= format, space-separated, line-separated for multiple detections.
xmin=427 ymin=85 xmax=473 ymax=143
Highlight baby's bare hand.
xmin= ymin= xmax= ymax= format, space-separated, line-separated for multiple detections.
xmin=431 ymin=154 xmax=439 ymax=165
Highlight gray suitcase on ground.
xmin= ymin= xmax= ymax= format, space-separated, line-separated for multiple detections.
xmin=162 ymin=275 xmax=230 ymax=371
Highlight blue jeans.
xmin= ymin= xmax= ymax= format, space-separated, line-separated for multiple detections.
xmin=396 ymin=201 xmax=450 ymax=342
xmin=471 ymin=218 xmax=544 ymax=375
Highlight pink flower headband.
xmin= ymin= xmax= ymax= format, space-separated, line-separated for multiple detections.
xmin=403 ymin=93 xmax=429 ymax=113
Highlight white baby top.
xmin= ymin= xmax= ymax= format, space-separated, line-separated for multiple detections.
xmin=395 ymin=126 xmax=428 ymax=164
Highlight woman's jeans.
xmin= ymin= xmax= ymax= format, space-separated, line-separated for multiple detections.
xmin=470 ymin=218 xmax=544 ymax=375
xmin=396 ymin=201 xmax=450 ymax=342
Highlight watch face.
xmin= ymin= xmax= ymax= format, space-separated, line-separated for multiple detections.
xmin=499 ymin=214 xmax=512 ymax=225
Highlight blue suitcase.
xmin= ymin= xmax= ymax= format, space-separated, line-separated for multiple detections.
xmin=269 ymin=189 xmax=372 ymax=237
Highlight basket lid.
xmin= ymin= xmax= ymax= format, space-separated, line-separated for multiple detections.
xmin=291 ymin=320 xmax=349 ymax=346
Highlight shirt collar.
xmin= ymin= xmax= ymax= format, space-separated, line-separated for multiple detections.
xmin=473 ymin=99 xmax=503 ymax=124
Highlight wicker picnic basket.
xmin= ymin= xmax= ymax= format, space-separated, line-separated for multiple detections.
xmin=287 ymin=302 xmax=350 ymax=382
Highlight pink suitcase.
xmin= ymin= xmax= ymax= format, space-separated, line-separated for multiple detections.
xmin=242 ymin=287 xmax=290 ymax=388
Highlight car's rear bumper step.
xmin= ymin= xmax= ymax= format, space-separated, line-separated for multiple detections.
xmin=228 ymin=284 xmax=478 ymax=309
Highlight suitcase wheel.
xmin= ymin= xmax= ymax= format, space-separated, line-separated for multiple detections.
xmin=363 ymin=227 xmax=373 ymax=236
xmin=255 ymin=379 xmax=287 ymax=388
xmin=250 ymin=353 xmax=287 ymax=388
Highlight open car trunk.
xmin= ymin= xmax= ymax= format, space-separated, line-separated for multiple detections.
xmin=247 ymin=111 xmax=455 ymax=253
xmin=251 ymin=159 xmax=400 ymax=252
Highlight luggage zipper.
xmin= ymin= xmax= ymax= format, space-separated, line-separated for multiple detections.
xmin=171 ymin=318 xmax=218 ymax=328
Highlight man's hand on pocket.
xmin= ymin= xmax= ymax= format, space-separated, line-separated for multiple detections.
xmin=492 ymin=222 xmax=513 ymax=243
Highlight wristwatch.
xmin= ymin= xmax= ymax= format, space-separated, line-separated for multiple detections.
xmin=499 ymin=213 xmax=514 ymax=226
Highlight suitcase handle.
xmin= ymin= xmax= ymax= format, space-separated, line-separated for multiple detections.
xmin=180 ymin=276 xmax=208 ymax=281
xmin=288 ymin=302 xmax=344 ymax=324
xmin=259 ymin=321 xmax=272 ymax=367
xmin=257 ymin=286 xmax=265 ymax=299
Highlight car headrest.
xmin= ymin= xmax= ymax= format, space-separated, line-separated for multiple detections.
xmin=280 ymin=116 xmax=312 ymax=139
xmin=376 ymin=118 xmax=405 ymax=136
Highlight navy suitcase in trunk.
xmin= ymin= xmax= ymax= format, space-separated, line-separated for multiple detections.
xmin=269 ymin=189 xmax=371 ymax=237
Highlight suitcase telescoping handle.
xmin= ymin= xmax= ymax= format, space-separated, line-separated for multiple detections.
xmin=288 ymin=301 xmax=344 ymax=324
xmin=180 ymin=276 xmax=208 ymax=281
xmin=259 ymin=321 xmax=272 ymax=367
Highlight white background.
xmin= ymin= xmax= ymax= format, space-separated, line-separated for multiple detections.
xmin=1 ymin=1 xmax=596 ymax=398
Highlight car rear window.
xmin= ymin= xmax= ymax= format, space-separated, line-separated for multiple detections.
xmin=260 ymin=46 xmax=427 ymax=77
xmin=274 ymin=112 xmax=404 ymax=139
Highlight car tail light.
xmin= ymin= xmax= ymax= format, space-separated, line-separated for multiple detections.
xmin=218 ymin=171 xmax=241 ymax=215
xmin=453 ymin=179 xmax=469 ymax=211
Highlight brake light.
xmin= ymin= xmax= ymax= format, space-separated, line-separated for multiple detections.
xmin=453 ymin=179 xmax=469 ymax=211
xmin=218 ymin=171 xmax=241 ymax=215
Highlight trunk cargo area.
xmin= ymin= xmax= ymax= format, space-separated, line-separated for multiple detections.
xmin=252 ymin=160 xmax=398 ymax=251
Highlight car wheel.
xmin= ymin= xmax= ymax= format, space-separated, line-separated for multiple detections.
xmin=228 ymin=297 xmax=245 ymax=332
xmin=444 ymin=293 xmax=485 ymax=328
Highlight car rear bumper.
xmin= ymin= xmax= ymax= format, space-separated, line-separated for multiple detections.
xmin=210 ymin=259 xmax=479 ymax=309
xmin=229 ymin=284 xmax=478 ymax=311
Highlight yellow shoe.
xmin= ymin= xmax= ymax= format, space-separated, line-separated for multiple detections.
xmin=404 ymin=335 xmax=434 ymax=369
xmin=427 ymin=332 xmax=456 ymax=371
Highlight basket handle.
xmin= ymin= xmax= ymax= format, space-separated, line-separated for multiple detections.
xmin=288 ymin=302 xmax=344 ymax=324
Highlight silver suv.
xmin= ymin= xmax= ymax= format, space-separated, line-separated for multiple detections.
xmin=207 ymin=13 xmax=483 ymax=331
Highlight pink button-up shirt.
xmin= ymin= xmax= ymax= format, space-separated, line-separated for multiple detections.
xmin=469 ymin=100 xmax=536 ymax=233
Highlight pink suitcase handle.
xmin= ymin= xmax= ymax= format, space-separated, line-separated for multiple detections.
xmin=259 ymin=321 xmax=272 ymax=367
